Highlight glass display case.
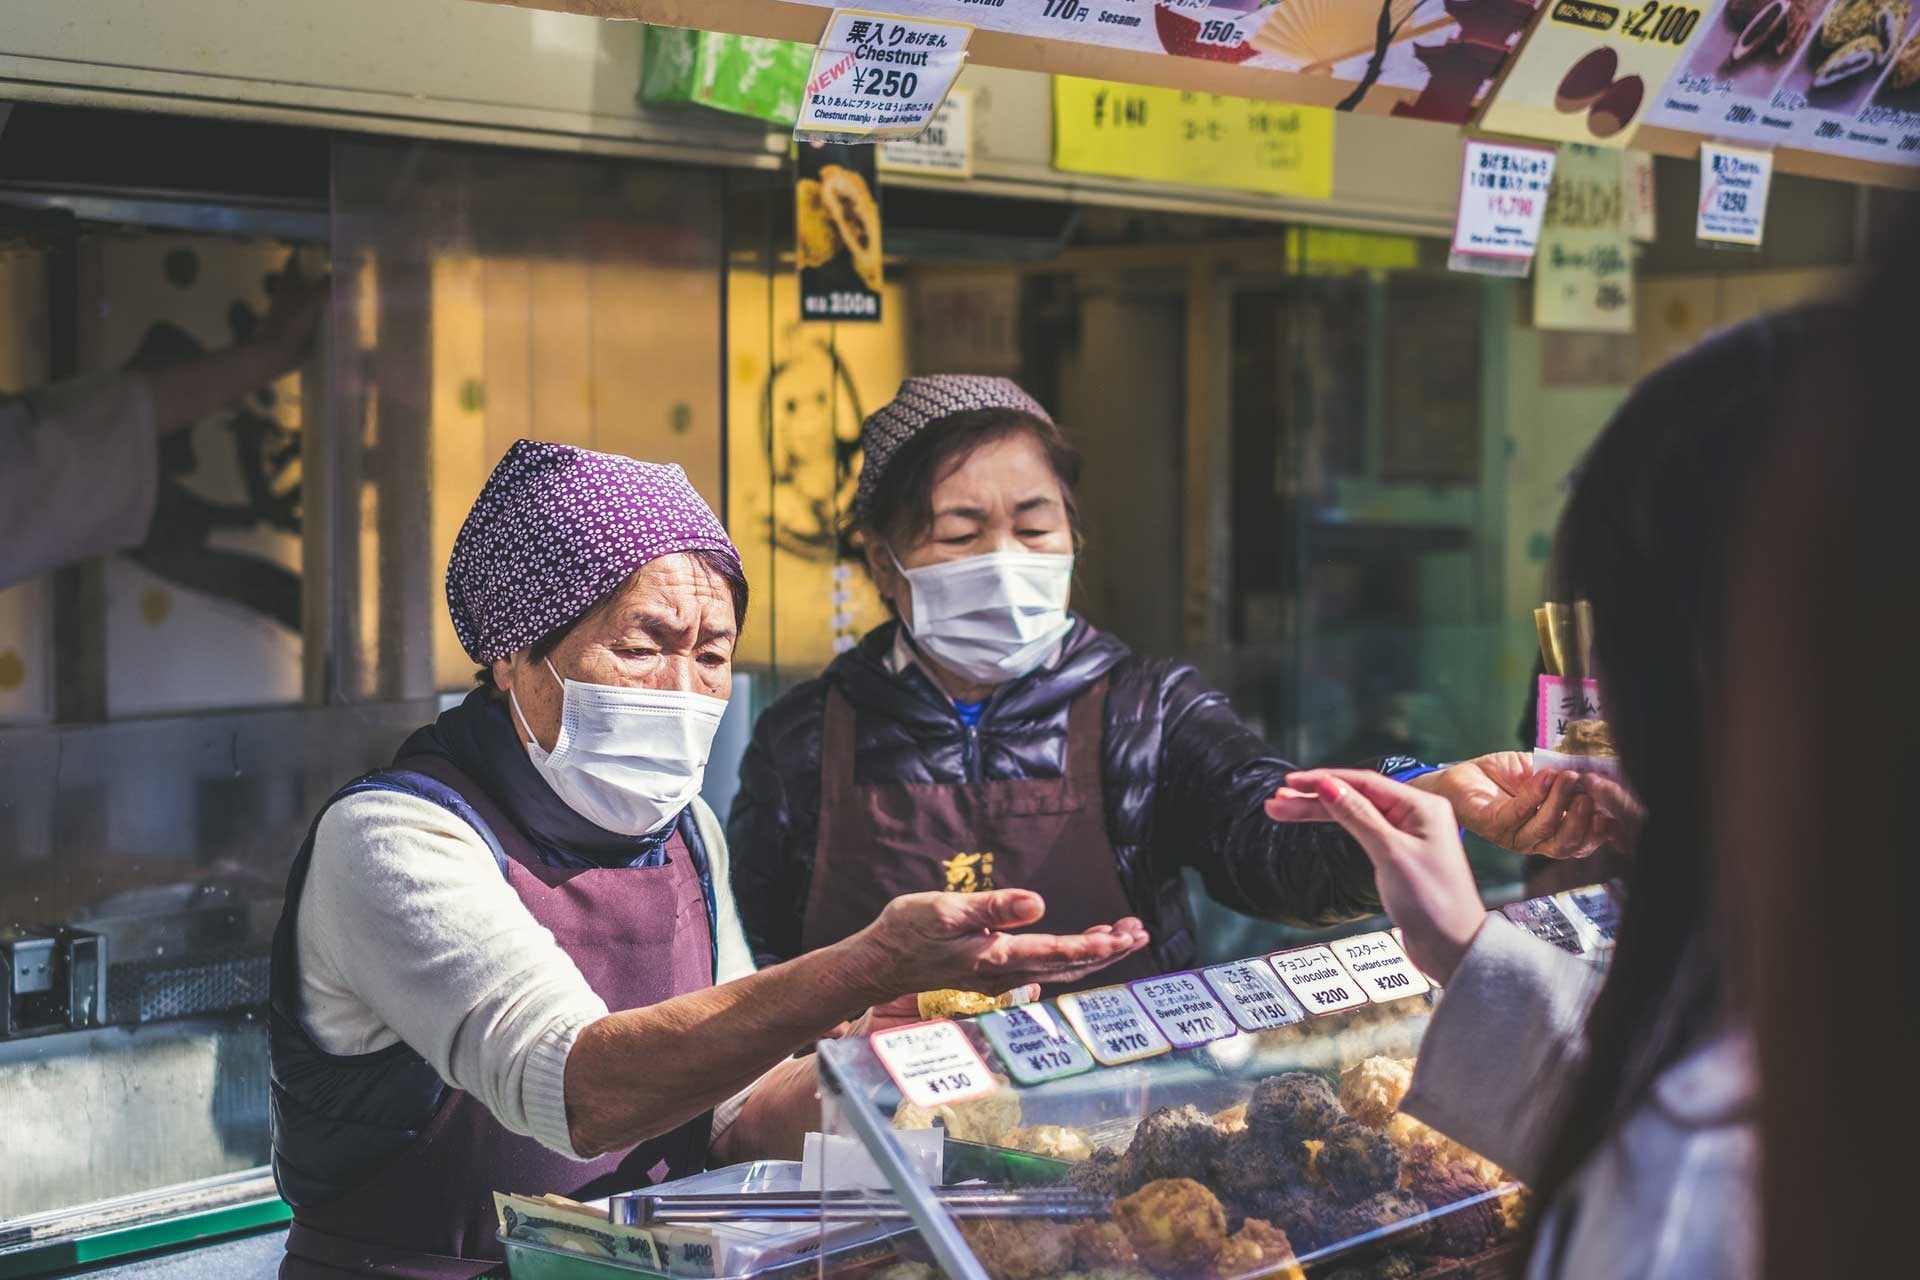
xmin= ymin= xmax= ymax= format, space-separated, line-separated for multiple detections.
xmin=794 ymin=887 xmax=1617 ymax=1280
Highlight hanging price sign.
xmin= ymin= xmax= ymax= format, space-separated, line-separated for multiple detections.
xmin=871 ymin=1020 xmax=999 ymax=1109
xmin=797 ymin=9 xmax=974 ymax=142
xmin=1450 ymin=139 xmax=1558 ymax=276
xmin=1696 ymin=141 xmax=1772 ymax=246
xmin=978 ymin=1004 xmax=1095 ymax=1086
xmin=1057 ymin=985 xmax=1171 ymax=1066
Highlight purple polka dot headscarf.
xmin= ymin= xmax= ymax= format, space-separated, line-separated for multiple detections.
xmin=448 ymin=440 xmax=741 ymax=664
xmin=852 ymin=375 xmax=1052 ymax=522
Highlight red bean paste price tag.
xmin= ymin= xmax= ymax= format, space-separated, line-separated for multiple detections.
xmin=1129 ymin=973 xmax=1237 ymax=1049
xmin=870 ymin=1020 xmax=998 ymax=1110
xmin=1501 ymin=896 xmax=1586 ymax=955
xmin=1056 ymin=985 xmax=1171 ymax=1066
xmin=978 ymin=1004 xmax=1095 ymax=1086
xmin=1328 ymin=932 xmax=1433 ymax=1003
xmin=1199 ymin=959 xmax=1308 ymax=1033
xmin=1270 ymin=945 xmax=1370 ymax=1016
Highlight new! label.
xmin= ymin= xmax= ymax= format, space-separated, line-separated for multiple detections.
xmin=1270 ymin=945 xmax=1370 ymax=1016
xmin=870 ymin=1020 xmax=998 ymax=1110
xmin=978 ymin=1005 xmax=1095 ymax=1086
xmin=1057 ymin=985 xmax=1171 ymax=1066
xmin=1200 ymin=959 xmax=1308 ymax=1033
xmin=1130 ymin=973 xmax=1237 ymax=1049
xmin=1328 ymin=932 xmax=1433 ymax=1003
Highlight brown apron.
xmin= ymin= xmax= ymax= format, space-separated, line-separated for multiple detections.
xmin=801 ymin=677 xmax=1157 ymax=993
xmin=281 ymin=755 xmax=714 ymax=1280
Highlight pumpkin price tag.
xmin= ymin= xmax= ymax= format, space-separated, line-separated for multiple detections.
xmin=1057 ymin=985 xmax=1171 ymax=1066
xmin=1200 ymin=959 xmax=1308 ymax=1033
xmin=1328 ymin=932 xmax=1433 ymax=1002
xmin=978 ymin=1004 xmax=1095 ymax=1086
xmin=1131 ymin=972 xmax=1238 ymax=1049
xmin=1270 ymin=945 xmax=1371 ymax=1016
xmin=871 ymin=1020 xmax=998 ymax=1110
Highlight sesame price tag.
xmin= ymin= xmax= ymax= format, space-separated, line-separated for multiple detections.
xmin=978 ymin=1004 xmax=1095 ymax=1086
xmin=870 ymin=1020 xmax=998 ymax=1110
xmin=1057 ymin=985 xmax=1171 ymax=1066
xmin=1199 ymin=959 xmax=1307 ymax=1033
xmin=1502 ymin=896 xmax=1587 ymax=955
xmin=1328 ymin=932 xmax=1433 ymax=1003
xmin=797 ymin=9 xmax=974 ymax=142
xmin=1270 ymin=945 xmax=1370 ymax=1016
xmin=1130 ymin=973 xmax=1238 ymax=1049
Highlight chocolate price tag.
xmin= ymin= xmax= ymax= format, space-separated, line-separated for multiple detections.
xmin=870 ymin=1020 xmax=998 ymax=1110
xmin=1130 ymin=972 xmax=1237 ymax=1049
xmin=978 ymin=1004 xmax=1095 ymax=1086
xmin=1200 ymin=959 xmax=1307 ymax=1033
xmin=1057 ymin=985 xmax=1171 ymax=1066
xmin=1270 ymin=945 xmax=1370 ymax=1016
xmin=1328 ymin=932 xmax=1432 ymax=1003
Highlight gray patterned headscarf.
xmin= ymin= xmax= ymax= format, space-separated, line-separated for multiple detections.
xmin=448 ymin=440 xmax=740 ymax=664
xmin=851 ymin=374 xmax=1052 ymax=522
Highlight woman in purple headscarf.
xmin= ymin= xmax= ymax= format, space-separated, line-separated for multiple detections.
xmin=266 ymin=440 xmax=1147 ymax=1280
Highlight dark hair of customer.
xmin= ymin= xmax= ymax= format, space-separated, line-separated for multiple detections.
xmin=1714 ymin=269 xmax=1913 ymax=1275
xmin=1519 ymin=304 xmax=1837 ymax=1254
xmin=472 ymin=548 xmax=749 ymax=691
xmin=847 ymin=407 xmax=1086 ymax=554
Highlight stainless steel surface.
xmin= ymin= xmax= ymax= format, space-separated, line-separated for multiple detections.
xmin=613 ymin=1187 xmax=1109 ymax=1226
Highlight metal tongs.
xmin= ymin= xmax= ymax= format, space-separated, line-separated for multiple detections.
xmin=612 ymin=1186 xmax=1109 ymax=1226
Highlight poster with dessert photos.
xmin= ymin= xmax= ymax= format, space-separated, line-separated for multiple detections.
xmin=1645 ymin=0 xmax=1920 ymax=165
xmin=1480 ymin=1 xmax=1711 ymax=147
xmin=796 ymin=141 xmax=884 ymax=323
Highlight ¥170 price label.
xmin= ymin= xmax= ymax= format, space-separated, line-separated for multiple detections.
xmin=978 ymin=1005 xmax=1095 ymax=1086
xmin=871 ymin=1020 xmax=998 ymax=1110
xmin=1131 ymin=973 xmax=1236 ymax=1049
xmin=1057 ymin=985 xmax=1171 ymax=1066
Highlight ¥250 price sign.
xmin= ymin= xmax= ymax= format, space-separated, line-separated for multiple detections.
xmin=797 ymin=10 xmax=974 ymax=142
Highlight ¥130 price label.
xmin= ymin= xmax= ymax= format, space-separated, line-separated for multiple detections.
xmin=1130 ymin=973 xmax=1236 ymax=1049
xmin=1199 ymin=959 xmax=1307 ymax=1033
xmin=1057 ymin=985 xmax=1171 ymax=1066
xmin=796 ymin=9 xmax=974 ymax=142
xmin=978 ymin=1004 xmax=1094 ymax=1086
xmin=1328 ymin=932 xmax=1434 ymax=1002
xmin=871 ymin=1020 xmax=999 ymax=1110
xmin=1270 ymin=945 xmax=1371 ymax=1016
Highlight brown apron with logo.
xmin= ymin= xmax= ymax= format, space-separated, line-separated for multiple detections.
xmin=281 ymin=755 xmax=713 ymax=1280
xmin=801 ymin=677 xmax=1156 ymax=993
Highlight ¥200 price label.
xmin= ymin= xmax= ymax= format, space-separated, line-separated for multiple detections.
xmin=1130 ymin=973 xmax=1236 ymax=1049
xmin=1270 ymin=945 xmax=1371 ymax=1016
xmin=978 ymin=1004 xmax=1094 ymax=1086
xmin=1057 ymin=985 xmax=1171 ymax=1066
xmin=1328 ymin=932 xmax=1433 ymax=1002
xmin=1199 ymin=960 xmax=1307 ymax=1033
xmin=871 ymin=1020 xmax=998 ymax=1110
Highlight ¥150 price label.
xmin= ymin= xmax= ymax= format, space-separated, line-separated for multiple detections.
xmin=1270 ymin=945 xmax=1371 ymax=1016
xmin=1328 ymin=932 xmax=1434 ymax=1002
xmin=1057 ymin=985 xmax=1171 ymax=1066
xmin=1199 ymin=960 xmax=1307 ymax=1033
xmin=871 ymin=1020 xmax=999 ymax=1110
xmin=978 ymin=1005 xmax=1094 ymax=1086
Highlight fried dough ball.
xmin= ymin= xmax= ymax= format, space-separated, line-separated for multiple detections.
xmin=1067 ymin=1147 xmax=1130 ymax=1198
xmin=957 ymin=1218 xmax=1075 ymax=1280
xmin=1211 ymin=1126 xmax=1311 ymax=1199
xmin=1125 ymin=1104 xmax=1227 ymax=1188
xmin=1337 ymin=1056 xmax=1415 ymax=1129
xmin=1247 ymin=1072 xmax=1346 ymax=1145
xmin=1230 ymin=1188 xmax=1331 ymax=1255
xmin=1071 ymin=1220 xmax=1141 ymax=1271
xmin=1004 ymin=1124 xmax=1094 ymax=1163
xmin=1208 ymin=1217 xmax=1304 ymax=1280
xmin=1334 ymin=1189 xmax=1431 ymax=1253
xmin=1406 ymin=1162 xmax=1503 ymax=1258
xmin=1213 ymin=1102 xmax=1250 ymax=1134
xmin=892 ymin=1077 xmax=1020 ymax=1145
xmin=1114 ymin=1178 xmax=1229 ymax=1275
xmin=1316 ymin=1122 xmax=1403 ymax=1201
xmin=1382 ymin=1113 xmax=1505 ymax=1190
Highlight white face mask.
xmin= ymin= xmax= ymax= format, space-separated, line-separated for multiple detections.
xmin=510 ymin=659 xmax=727 ymax=837
xmin=893 ymin=550 xmax=1075 ymax=685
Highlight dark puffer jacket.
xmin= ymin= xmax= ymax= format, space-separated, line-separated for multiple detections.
xmin=728 ymin=619 xmax=1402 ymax=973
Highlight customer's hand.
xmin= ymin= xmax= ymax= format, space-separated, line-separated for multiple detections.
xmin=849 ymin=891 xmax=1148 ymax=1003
xmin=251 ymin=258 xmax=329 ymax=376
xmin=1409 ymin=752 xmax=1616 ymax=859
xmin=1266 ymin=769 xmax=1486 ymax=984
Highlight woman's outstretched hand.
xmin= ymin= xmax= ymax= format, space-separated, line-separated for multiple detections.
xmin=1266 ymin=769 xmax=1488 ymax=985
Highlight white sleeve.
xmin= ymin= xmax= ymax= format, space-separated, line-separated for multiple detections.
xmin=297 ymin=789 xmax=609 ymax=1159
xmin=0 ymin=373 xmax=159 ymax=589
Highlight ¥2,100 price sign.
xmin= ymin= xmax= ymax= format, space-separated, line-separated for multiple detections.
xmin=870 ymin=1020 xmax=998 ymax=1110
xmin=797 ymin=10 xmax=973 ymax=142
xmin=1270 ymin=945 xmax=1371 ymax=1016
xmin=1057 ymin=985 xmax=1171 ymax=1066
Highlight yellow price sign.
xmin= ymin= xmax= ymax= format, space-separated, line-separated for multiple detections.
xmin=1051 ymin=77 xmax=1334 ymax=201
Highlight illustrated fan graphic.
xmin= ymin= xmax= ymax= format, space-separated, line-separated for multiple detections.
xmin=1251 ymin=0 xmax=1449 ymax=73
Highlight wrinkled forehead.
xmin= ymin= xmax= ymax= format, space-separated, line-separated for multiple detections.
xmin=587 ymin=555 xmax=737 ymax=641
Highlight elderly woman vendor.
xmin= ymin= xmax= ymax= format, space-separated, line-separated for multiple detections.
xmin=267 ymin=442 xmax=1146 ymax=1279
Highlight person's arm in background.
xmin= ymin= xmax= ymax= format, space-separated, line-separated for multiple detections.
xmin=141 ymin=262 xmax=324 ymax=437
xmin=725 ymin=683 xmax=825 ymax=969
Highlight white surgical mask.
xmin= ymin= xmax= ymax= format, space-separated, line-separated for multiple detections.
xmin=893 ymin=550 xmax=1075 ymax=685
xmin=511 ymin=659 xmax=727 ymax=837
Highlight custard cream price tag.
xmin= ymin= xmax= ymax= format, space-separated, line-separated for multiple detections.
xmin=1200 ymin=959 xmax=1307 ymax=1033
xmin=1271 ymin=945 xmax=1370 ymax=1015
xmin=1130 ymin=973 xmax=1236 ymax=1049
xmin=978 ymin=1005 xmax=1094 ymax=1086
xmin=871 ymin=1020 xmax=998 ymax=1110
xmin=1057 ymin=985 xmax=1170 ymax=1066
xmin=1328 ymin=932 xmax=1433 ymax=1003
xmin=797 ymin=9 xmax=974 ymax=142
